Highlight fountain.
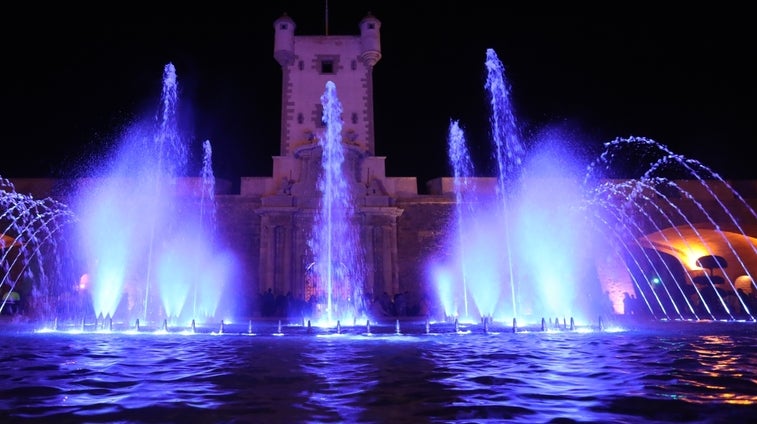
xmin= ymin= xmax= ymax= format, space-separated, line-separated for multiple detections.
xmin=1 ymin=51 xmax=755 ymax=331
xmin=584 ymin=138 xmax=757 ymax=321
xmin=435 ymin=48 xmax=757 ymax=326
xmin=0 ymin=63 xmax=240 ymax=329
xmin=0 ymin=178 xmax=77 ymax=318
xmin=437 ymin=49 xmax=601 ymax=325
xmin=72 ymin=63 xmax=239 ymax=328
xmin=1 ymin=22 xmax=755 ymax=424
xmin=0 ymin=69 xmax=368 ymax=331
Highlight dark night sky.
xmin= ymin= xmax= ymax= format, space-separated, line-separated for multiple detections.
xmin=3 ymin=2 xmax=753 ymax=188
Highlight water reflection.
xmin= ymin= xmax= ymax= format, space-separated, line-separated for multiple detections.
xmin=0 ymin=321 xmax=755 ymax=423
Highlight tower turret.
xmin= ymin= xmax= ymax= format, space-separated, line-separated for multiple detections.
xmin=273 ymin=13 xmax=296 ymax=66
xmin=359 ymin=13 xmax=381 ymax=67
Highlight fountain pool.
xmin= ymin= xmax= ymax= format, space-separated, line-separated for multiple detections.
xmin=0 ymin=319 xmax=755 ymax=423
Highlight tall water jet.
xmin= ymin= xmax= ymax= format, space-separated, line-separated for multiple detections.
xmin=445 ymin=120 xmax=477 ymax=319
xmin=189 ymin=139 xmax=219 ymax=320
xmin=307 ymin=81 xmax=365 ymax=325
xmin=146 ymin=62 xmax=187 ymax=322
xmin=485 ymin=48 xmax=525 ymax=318
xmin=438 ymin=49 xmax=526 ymax=322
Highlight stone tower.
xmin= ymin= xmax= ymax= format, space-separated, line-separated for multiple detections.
xmin=273 ymin=12 xmax=381 ymax=156
xmin=253 ymin=12 xmax=416 ymax=304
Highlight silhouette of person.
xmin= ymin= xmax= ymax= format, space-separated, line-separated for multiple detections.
xmin=623 ymin=292 xmax=635 ymax=315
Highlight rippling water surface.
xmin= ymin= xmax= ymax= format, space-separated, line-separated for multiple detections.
xmin=0 ymin=320 xmax=755 ymax=423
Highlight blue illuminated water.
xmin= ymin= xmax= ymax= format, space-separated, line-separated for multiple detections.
xmin=68 ymin=63 xmax=238 ymax=327
xmin=439 ymin=49 xmax=602 ymax=325
xmin=0 ymin=320 xmax=754 ymax=423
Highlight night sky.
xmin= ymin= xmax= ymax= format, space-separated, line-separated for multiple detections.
xmin=3 ymin=2 xmax=753 ymax=188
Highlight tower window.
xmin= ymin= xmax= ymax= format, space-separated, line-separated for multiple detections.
xmin=280 ymin=23 xmax=288 ymax=30
xmin=368 ymin=23 xmax=375 ymax=29
xmin=320 ymin=60 xmax=334 ymax=74
xmin=351 ymin=113 xmax=358 ymax=124
xmin=297 ymin=113 xmax=304 ymax=124
xmin=351 ymin=60 xmax=357 ymax=70
xmin=298 ymin=60 xmax=304 ymax=71
xmin=317 ymin=56 xmax=338 ymax=75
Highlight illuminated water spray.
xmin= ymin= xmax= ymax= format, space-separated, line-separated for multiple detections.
xmin=73 ymin=62 xmax=234 ymax=327
xmin=144 ymin=62 xmax=188 ymax=321
xmin=438 ymin=48 xmax=757 ymax=325
xmin=308 ymin=81 xmax=365 ymax=324
xmin=447 ymin=120 xmax=476 ymax=318
xmin=485 ymin=48 xmax=526 ymax=318
xmin=438 ymin=49 xmax=597 ymax=324
xmin=440 ymin=50 xmax=524 ymax=322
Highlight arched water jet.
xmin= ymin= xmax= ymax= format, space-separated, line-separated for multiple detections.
xmin=610 ymin=176 xmax=753 ymax=320
xmin=587 ymin=194 xmax=682 ymax=320
xmin=633 ymin=181 xmax=739 ymax=318
xmin=585 ymin=138 xmax=757 ymax=321
xmin=0 ymin=178 xmax=77 ymax=318
xmin=590 ymin=182 xmax=689 ymax=320
xmin=592 ymin=179 xmax=707 ymax=318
